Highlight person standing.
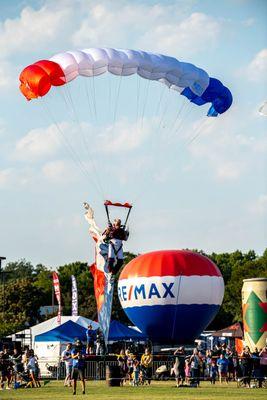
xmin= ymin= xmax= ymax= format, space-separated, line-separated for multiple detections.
xmin=61 ymin=343 xmax=73 ymax=387
xmin=240 ymin=346 xmax=252 ymax=388
xmin=95 ymin=329 xmax=105 ymax=356
xmin=71 ymin=340 xmax=86 ymax=395
xmin=11 ymin=348 xmax=23 ymax=384
xmin=189 ymin=348 xmax=200 ymax=386
xmin=26 ymin=350 xmax=41 ymax=388
xmin=217 ymin=354 xmax=229 ymax=383
xmin=0 ymin=347 xmax=12 ymax=390
xmin=86 ymin=325 xmax=95 ymax=355
xmin=140 ymin=348 xmax=153 ymax=385
xmin=173 ymin=347 xmax=185 ymax=386
xmin=259 ymin=346 xmax=267 ymax=388
xmin=210 ymin=361 xmax=217 ymax=384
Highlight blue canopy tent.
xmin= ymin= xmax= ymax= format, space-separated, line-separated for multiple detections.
xmin=35 ymin=319 xmax=147 ymax=344
xmin=108 ymin=321 xmax=147 ymax=341
xmin=35 ymin=320 xmax=87 ymax=343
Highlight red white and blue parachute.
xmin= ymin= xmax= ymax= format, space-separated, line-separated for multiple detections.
xmin=19 ymin=48 xmax=232 ymax=117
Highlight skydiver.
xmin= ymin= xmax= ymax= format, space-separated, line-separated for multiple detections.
xmin=102 ymin=218 xmax=129 ymax=275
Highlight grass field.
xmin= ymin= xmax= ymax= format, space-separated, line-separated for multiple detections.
xmin=0 ymin=380 xmax=266 ymax=400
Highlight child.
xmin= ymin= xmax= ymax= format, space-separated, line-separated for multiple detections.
xmin=210 ymin=361 xmax=217 ymax=384
xmin=185 ymin=359 xmax=191 ymax=384
xmin=132 ymin=359 xmax=140 ymax=386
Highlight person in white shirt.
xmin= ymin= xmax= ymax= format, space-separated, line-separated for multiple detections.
xmin=26 ymin=350 xmax=41 ymax=388
xmin=61 ymin=343 xmax=73 ymax=387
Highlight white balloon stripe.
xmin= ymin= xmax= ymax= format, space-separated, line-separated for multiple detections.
xmin=118 ymin=275 xmax=224 ymax=308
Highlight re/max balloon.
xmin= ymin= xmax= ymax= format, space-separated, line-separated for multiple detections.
xmin=118 ymin=250 xmax=224 ymax=344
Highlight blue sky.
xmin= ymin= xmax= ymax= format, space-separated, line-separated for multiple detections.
xmin=0 ymin=0 xmax=266 ymax=268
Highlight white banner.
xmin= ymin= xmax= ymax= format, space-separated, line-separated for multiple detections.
xmin=71 ymin=275 xmax=78 ymax=316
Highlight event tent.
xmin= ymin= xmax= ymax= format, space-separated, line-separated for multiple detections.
xmin=108 ymin=321 xmax=147 ymax=341
xmin=35 ymin=320 xmax=87 ymax=343
xmin=34 ymin=320 xmax=146 ymax=369
xmin=10 ymin=315 xmax=99 ymax=347
xmin=212 ymin=322 xmax=243 ymax=338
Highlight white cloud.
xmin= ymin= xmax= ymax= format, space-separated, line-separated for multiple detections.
xmin=249 ymin=194 xmax=267 ymax=216
xmin=183 ymin=107 xmax=266 ymax=181
xmin=216 ymin=161 xmax=244 ymax=181
xmin=247 ymin=49 xmax=267 ymax=82
xmin=98 ymin=117 xmax=153 ymax=153
xmin=139 ymin=12 xmax=221 ymax=56
xmin=14 ymin=123 xmax=62 ymax=161
xmin=72 ymin=3 xmax=221 ymax=57
xmin=242 ymin=18 xmax=255 ymax=27
xmin=0 ymin=167 xmax=37 ymax=188
xmin=0 ymin=60 xmax=15 ymax=88
xmin=42 ymin=160 xmax=77 ymax=183
xmin=0 ymin=168 xmax=13 ymax=188
xmin=0 ymin=4 xmax=72 ymax=59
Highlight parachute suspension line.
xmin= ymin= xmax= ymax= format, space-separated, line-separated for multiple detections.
xmin=108 ymin=73 xmax=112 ymax=112
xmin=161 ymin=101 xmax=193 ymax=147
xmin=113 ymin=75 xmax=123 ymax=126
xmin=140 ymin=78 xmax=151 ymax=131
xmin=84 ymin=79 xmax=94 ymax=122
xmin=132 ymin=85 xmax=169 ymax=203
xmin=155 ymin=84 xmax=167 ymax=117
xmin=136 ymin=74 xmax=141 ymax=121
xmin=40 ymin=99 xmax=104 ymax=199
xmin=88 ymin=75 xmax=97 ymax=121
xmin=57 ymin=86 xmax=77 ymax=124
xmin=92 ymin=75 xmax=98 ymax=121
xmin=185 ymin=117 xmax=208 ymax=146
xmin=64 ymin=84 xmax=106 ymax=199
xmin=152 ymin=87 xmax=172 ymax=143
xmin=171 ymin=272 xmax=183 ymax=343
xmin=133 ymin=89 xmax=188 ymax=204
xmin=165 ymin=97 xmax=188 ymax=142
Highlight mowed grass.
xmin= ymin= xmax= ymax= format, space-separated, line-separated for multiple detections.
xmin=1 ymin=380 xmax=266 ymax=400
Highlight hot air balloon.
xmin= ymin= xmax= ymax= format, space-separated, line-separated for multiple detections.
xmin=118 ymin=250 xmax=224 ymax=344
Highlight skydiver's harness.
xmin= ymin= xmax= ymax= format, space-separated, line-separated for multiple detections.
xmin=104 ymin=201 xmax=132 ymax=258
xmin=110 ymin=241 xmax=122 ymax=258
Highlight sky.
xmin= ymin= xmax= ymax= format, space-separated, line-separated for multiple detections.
xmin=0 ymin=0 xmax=266 ymax=268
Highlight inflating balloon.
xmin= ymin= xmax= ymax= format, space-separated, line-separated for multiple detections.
xmin=118 ymin=250 xmax=224 ymax=344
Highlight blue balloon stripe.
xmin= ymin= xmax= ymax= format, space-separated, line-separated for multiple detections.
xmin=124 ymin=304 xmax=220 ymax=344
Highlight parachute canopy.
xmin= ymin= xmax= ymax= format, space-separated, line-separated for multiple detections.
xmin=19 ymin=48 xmax=232 ymax=117
xmin=181 ymin=78 xmax=233 ymax=117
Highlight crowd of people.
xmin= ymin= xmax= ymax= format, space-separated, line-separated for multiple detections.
xmin=116 ymin=347 xmax=153 ymax=386
xmin=0 ymin=345 xmax=41 ymax=390
xmin=1 ymin=339 xmax=266 ymax=392
xmin=171 ymin=343 xmax=267 ymax=388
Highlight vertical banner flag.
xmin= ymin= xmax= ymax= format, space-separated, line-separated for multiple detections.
xmin=71 ymin=275 xmax=78 ymax=316
xmin=84 ymin=202 xmax=114 ymax=345
xmin=52 ymin=272 xmax=61 ymax=324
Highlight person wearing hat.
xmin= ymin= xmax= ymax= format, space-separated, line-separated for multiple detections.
xmin=71 ymin=339 xmax=86 ymax=395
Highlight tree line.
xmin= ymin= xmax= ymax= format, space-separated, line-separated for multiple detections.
xmin=0 ymin=249 xmax=266 ymax=339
